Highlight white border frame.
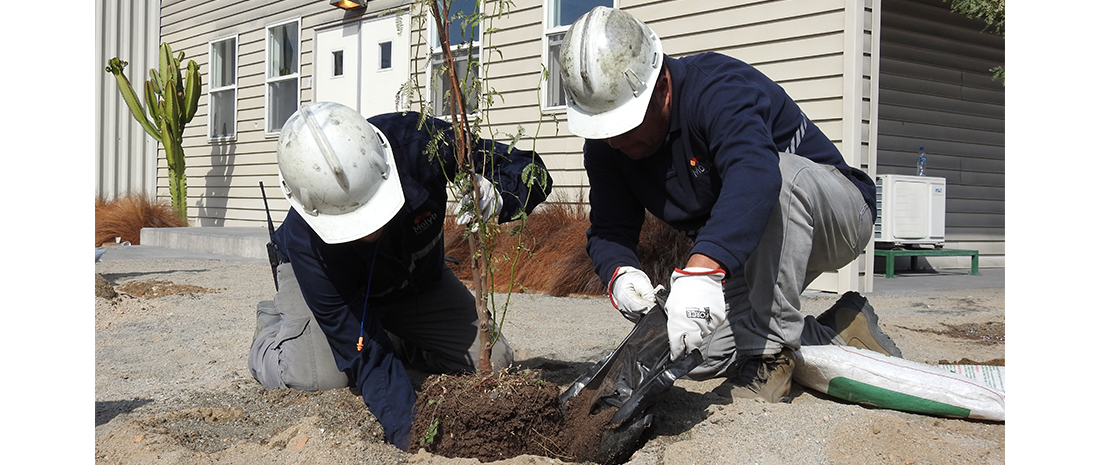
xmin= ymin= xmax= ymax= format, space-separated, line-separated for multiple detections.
xmin=208 ymin=34 xmax=239 ymax=142
xmin=541 ymin=0 xmax=616 ymax=112
xmin=264 ymin=17 xmax=302 ymax=136
xmin=425 ymin=0 xmax=484 ymax=118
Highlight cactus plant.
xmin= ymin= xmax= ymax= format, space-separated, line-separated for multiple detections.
xmin=105 ymin=43 xmax=201 ymax=222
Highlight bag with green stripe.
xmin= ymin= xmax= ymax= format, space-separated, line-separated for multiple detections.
xmin=793 ymin=345 xmax=1005 ymax=422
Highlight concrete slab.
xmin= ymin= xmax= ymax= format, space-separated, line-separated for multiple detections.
xmin=139 ymin=227 xmax=270 ymax=261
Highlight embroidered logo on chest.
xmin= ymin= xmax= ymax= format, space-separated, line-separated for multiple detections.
xmin=689 ymin=157 xmax=709 ymax=177
xmin=411 ymin=211 xmax=437 ymax=235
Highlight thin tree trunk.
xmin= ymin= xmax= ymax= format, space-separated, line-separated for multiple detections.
xmin=429 ymin=0 xmax=493 ymax=374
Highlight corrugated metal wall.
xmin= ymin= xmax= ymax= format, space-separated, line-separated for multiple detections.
xmin=96 ymin=0 xmax=162 ymax=200
xmin=878 ymin=0 xmax=1005 ymax=268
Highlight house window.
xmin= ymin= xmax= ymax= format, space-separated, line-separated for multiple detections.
xmin=429 ymin=0 xmax=480 ymax=116
xmin=208 ymin=36 xmax=237 ymax=141
xmin=545 ymin=0 xmax=614 ymax=109
xmin=266 ymin=19 xmax=300 ymax=134
xmin=333 ymin=50 xmax=344 ymax=77
xmin=379 ymin=41 xmax=393 ymax=70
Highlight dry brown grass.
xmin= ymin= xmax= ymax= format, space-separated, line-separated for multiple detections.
xmin=95 ymin=194 xmax=187 ymax=246
xmin=444 ymin=202 xmax=693 ymax=297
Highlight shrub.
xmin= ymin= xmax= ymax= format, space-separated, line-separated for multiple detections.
xmin=443 ymin=202 xmax=693 ymax=296
xmin=95 ymin=194 xmax=187 ymax=246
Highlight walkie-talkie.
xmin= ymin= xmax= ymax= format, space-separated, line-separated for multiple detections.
xmin=260 ymin=181 xmax=280 ymax=291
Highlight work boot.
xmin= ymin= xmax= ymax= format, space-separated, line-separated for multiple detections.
xmin=817 ymin=291 xmax=903 ymax=358
xmin=726 ymin=347 xmax=796 ymax=403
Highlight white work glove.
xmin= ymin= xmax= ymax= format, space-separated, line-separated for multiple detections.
xmin=456 ymin=174 xmax=504 ymax=231
xmin=608 ymin=266 xmax=656 ymax=322
xmin=665 ymin=267 xmax=727 ymax=361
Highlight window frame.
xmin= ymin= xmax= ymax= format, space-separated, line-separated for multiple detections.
xmin=427 ymin=0 xmax=483 ymax=118
xmin=264 ymin=18 xmax=302 ymax=135
xmin=332 ymin=49 xmax=345 ymax=78
xmin=379 ymin=41 xmax=393 ymax=71
xmin=208 ymin=35 xmax=239 ymax=142
xmin=542 ymin=0 xmax=616 ymax=111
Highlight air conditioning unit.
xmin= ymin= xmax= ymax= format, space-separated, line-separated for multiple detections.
xmin=874 ymin=174 xmax=946 ymax=246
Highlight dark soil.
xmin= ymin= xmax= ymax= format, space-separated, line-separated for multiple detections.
xmin=96 ymin=273 xmax=118 ymax=299
xmin=410 ymin=371 xmax=618 ymax=464
xmin=116 ymin=280 xmax=222 ymax=299
xmin=96 ymin=275 xmax=221 ymax=301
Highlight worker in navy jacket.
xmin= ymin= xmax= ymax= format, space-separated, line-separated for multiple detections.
xmin=248 ymin=102 xmax=551 ymax=449
xmin=558 ymin=7 xmax=895 ymax=404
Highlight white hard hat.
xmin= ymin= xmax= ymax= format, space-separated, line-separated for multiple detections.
xmin=558 ymin=7 xmax=664 ymax=140
xmin=277 ymin=102 xmax=404 ymax=244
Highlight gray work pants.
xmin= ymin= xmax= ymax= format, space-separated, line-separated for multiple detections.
xmin=249 ymin=263 xmax=513 ymax=391
xmin=688 ymin=152 xmax=873 ymax=379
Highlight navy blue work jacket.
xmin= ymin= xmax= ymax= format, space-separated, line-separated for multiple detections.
xmin=271 ymin=111 xmax=551 ymax=448
xmin=584 ymin=53 xmax=876 ymax=285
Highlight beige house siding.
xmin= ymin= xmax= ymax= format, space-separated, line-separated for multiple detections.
xmin=157 ymin=0 xmax=1001 ymax=290
xmin=877 ymin=0 xmax=1005 ymax=270
xmin=159 ymin=0 xmax=876 ymax=225
xmin=625 ymin=0 xmax=879 ymax=292
xmin=404 ymin=0 xmax=589 ymax=198
xmin=158 ymin=0 xmax=410 ymax=226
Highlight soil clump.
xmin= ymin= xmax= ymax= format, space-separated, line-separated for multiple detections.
xmin=411 ymin=371 xmax=619 ymax=464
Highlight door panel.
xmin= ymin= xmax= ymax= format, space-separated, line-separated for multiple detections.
xmin=315 ymin=23 xmax=361 ymax=110
xmin=314 ymin=15 xmax=410 ymax=117
xmin=359 ymin=14 xmax=410 ymax=116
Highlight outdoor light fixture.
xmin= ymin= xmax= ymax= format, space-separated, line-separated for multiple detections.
xmin=330 ymin=0 xmax=365 ymax=9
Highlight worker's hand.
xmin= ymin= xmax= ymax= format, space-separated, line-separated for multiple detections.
xmin=608 ymin=266 xmax=656 ymax=322
xmin=456 ymin=174 xmax=503 ymax=231
xmin=665 ymin=267 xmax=726 ymax=361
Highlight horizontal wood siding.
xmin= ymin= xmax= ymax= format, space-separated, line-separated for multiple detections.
xmin=878 ymin=0 xmax=1005 ymax=268
xmin=165 ymin=0 xmax=867 ymax=228
xmin=405 ymin=0 xmax=869 ymax=291
xmin=403 ymin=0 xmax=859 ymax=206
xmin=162 ymin=0 xmax=410 ymax=227
xmin=629 ymin=0 xmax=851 ymax=135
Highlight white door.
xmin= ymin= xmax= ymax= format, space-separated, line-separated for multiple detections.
xmin=314 ymin=14 xmax=409 ymax=117
xmin=359 ymin=14 xmax=410 ymax=116
xmin=314 ymin=22 xmax=361 ymax=110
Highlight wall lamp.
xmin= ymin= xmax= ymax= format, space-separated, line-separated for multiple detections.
xmin=330 ymin=0 xmax=365 ymax=9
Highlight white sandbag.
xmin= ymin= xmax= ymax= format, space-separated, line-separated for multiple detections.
xmin=794 ymin=345 xmax=1005 ymax=422
xmin=937 ymin=364 xmax=1005 ymax=393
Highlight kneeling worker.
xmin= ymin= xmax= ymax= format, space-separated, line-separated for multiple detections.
xmin=249 ymin=102 xmax=552 ymax=449
xmin=559 ymin=7 xmax=901 ymax=403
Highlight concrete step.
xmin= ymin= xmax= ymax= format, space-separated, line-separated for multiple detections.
xmin=140 ymin=227 xmax=271 ymax=260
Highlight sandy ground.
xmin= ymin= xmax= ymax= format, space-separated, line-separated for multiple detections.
xmin=94 ymin=254 xmax=1005 ymax=465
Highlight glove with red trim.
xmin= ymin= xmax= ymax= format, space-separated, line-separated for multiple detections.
xmin=608 ymin=266 xmax=656 ymax=322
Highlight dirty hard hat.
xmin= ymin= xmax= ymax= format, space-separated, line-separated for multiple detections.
xmin=277 ymin=102 xmax=404 ymax=244
xmin=558 ymin=6 xmax=663 ymax=140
